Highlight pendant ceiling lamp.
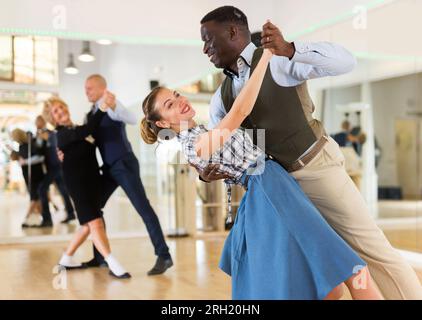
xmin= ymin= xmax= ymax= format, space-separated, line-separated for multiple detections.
xmin=78 ymin=41 xmax=95 ymax=62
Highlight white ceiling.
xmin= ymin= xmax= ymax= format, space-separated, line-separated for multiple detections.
xmin=1 ymin=0 xmax=421 ymax=88
xmin=0 ymin=0 xmax=405 ymax=46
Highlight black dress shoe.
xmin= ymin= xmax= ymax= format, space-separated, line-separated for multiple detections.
xmin=81 ymin=257 xmax=108 ymax=268
xmin=109 ymin=270 xmax=131 ymax=279
xmin=61 ymin=216 xmax=76 ymax=224
xmin=147 ymin=256 xmax=173 ymax=276
xmin=35 ymin=220 xmax=53 ymax=228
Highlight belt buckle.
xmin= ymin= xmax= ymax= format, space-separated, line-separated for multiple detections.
xmin=266 ymin=154 xmax=274 ymax=161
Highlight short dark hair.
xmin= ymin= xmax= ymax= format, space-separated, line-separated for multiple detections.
xmin=201 ymin=6 xmax=249 ymax=29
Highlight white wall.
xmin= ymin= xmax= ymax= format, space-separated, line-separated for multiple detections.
xmin=58 ymin=41 xmax=102 ymax=123
xmin=371 ymin=73 xmax=422 ymax=187
xmin=0 ymin=0 xmax=381 ymax=43
xmin=57 ymin=39 xmax=212 ymax=120
xmin=321 ymin=85 xmax=362 ymax=135
xmin=97 ymin=43 xmax=212 ymax=106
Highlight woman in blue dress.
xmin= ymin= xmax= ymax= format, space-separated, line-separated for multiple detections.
xmin=140 ymin=48 xmax=383 ymax=300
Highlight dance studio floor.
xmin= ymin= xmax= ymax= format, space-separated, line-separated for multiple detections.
xmin=0 ymin=236 xmax=421 ymax=300
xmin=0 ymin=191 xmax=422 ymax=299
xmin=0 ymin=237 xmax=231 ymax=300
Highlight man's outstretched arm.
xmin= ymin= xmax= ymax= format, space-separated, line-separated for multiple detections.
xmin=261 ymin=20 xmax=357 ymax=83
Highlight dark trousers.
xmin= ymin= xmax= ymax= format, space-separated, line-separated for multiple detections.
xmin=38 ymin=167 xmax=75 ymax=222
xmin=93 ymin=152 xmax=170 ymax=262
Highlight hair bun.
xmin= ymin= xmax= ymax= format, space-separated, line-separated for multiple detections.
xmin=140 ymin=117 xmax=158 ymax=145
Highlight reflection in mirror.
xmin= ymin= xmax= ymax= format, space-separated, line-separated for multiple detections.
xmin=0 ymin=1 xmax=420 ymax=273
xmin=316 ymin=61 xmax=422 ymax=255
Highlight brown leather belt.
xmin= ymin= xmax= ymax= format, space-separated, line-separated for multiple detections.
xmin=267 ymin=135 xmax=330 ymax=173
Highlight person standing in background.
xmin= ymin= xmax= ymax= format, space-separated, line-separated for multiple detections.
xmin=35 ymin=115 xmax=76 ymax=226
xmin=10 ymin=129 xmax=45 ymax=227
xmin=333 ymin=120 xmax=353 ymax=147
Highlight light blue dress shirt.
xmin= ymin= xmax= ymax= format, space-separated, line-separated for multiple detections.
xmin=93 ymin=99 xmax=138 ymax=125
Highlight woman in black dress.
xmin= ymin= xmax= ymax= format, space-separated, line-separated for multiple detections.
xmin=10 ymin=129 xmax=45 ymax=227
xmin=44 ymin=97 xmax=130 ymax=279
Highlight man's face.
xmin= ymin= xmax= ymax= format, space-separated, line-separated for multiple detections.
xmin=85 ymin=79 xmax=105 ymax=103
xmin=35 ymin=118 xmax=46 ymax=130
xmin=201 ymin=20 xmax=238 ymax=69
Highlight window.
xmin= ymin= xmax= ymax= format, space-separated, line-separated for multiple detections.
xmin=34 ymin=37 xmax=58 ymax=85
xmin=0 ymin=35 xmax=58 ymax=85
xmin=0 ymin=36 xmax=13 ymax=80
xmin=13 ymin=36 xmax=34 ymax=84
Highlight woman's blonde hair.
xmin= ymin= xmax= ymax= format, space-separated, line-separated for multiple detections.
xmin=140 ymin=87 xmax=165 ymax=145
xmin=42 ymin=96 xmax=69 ymax=127
xmin=11 ymin=128 xmax=28 ymax=145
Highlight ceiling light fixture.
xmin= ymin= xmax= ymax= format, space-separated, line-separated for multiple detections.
xmin=78 ymin=41 xmax=95 ymax=62
xmin=64 ymin=53 xmax=79 ymax=74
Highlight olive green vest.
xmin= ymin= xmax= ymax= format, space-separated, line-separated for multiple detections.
xmin=221 ymin=47 xmax=325 ymax=168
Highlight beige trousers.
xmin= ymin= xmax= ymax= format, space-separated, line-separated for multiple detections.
xmin=290 ymin=136 xmax=422 ymax=300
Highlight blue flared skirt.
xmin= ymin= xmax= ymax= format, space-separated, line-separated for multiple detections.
xmin=219 ymin=160 xmax=366 ymax=300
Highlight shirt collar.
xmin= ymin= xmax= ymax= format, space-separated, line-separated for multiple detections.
xmin=223 ymin=42 xmax=256 ymax=79
xmin=177 ymin=125 xmax=206 ymax=142
xmin=90 ymin=101 xmax=99 ymax=113
xmin=239 ymin=42 xmax=256 ymax=68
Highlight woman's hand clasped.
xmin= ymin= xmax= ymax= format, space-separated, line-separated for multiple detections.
xmin=99 ymin=90 xmax=117 ymax=112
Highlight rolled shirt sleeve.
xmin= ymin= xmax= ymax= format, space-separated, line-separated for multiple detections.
xmin=106 ymin=100 xmax=138 ymax=125
xmin=288 ymin=41 xmax=357 ymax=81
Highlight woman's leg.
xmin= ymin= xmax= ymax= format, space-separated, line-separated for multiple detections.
xmin=344 ymin=266 xmax=384 ymax=300
xmin=34 ymin=200 xmax=42 ymax=215
xmin=324 ymin=284 xmax=344 ymax=300
xmin=87 ymin=218 xmax=111 ymax=257
xmin=87 ymin=218 xmax=130 ymax=278
xmin=65 ymin=225 xmax=90 ymax=256
xmin=59 ymin=225 xmax=90 ymax=268
xmin=23 ymin=201 xmax=39 ymax=226
xmin=48 ymin=191 xmax=59 ymax=212
xmin=22 ymin=201 xmax=36 ymax=227
xmin=26 ymin=201 xmax=36 ymax=217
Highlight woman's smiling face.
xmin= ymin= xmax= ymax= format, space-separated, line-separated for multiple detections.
xmin=50 ymin=102 xmax=70 ymax=126
xmin=153 ymin=88 xmax=196 ymax=129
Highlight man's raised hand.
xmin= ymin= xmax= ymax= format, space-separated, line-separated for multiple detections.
xmin=261 ymin=20 xmax=295 ymax=59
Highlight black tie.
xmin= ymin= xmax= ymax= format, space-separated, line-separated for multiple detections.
xmin=88 ymin=104 xmax=96 ymax=120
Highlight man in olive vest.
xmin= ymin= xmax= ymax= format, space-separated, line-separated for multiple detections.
xmin=198 ymin=6 xmax=422 ymax=299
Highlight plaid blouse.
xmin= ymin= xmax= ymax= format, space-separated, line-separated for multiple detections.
xmin=178 ymin=124 xmax=268 ymax=224
xmin=177 ymin=124 xmax=265 ymax=186
xmin=178 ymin=124 xmax=266 ymax=223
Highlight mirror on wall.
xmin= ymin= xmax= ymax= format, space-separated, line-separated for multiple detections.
xmin=0 ymin=0 xmax=421 ymax=258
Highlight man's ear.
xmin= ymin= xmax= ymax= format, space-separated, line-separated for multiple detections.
xmin=156 ymin=120 xmax=170 ymax=129
xmin=229 ymin=25 xmax=238 ymax=40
